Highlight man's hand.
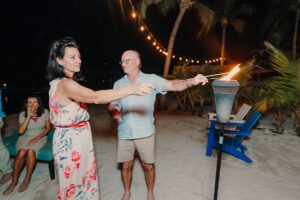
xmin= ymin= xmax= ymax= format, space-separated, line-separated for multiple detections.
xmin=112 ymin=105 xmax=122 ymax=121
xmin=190 ymin=74 xmax=208 ymax=86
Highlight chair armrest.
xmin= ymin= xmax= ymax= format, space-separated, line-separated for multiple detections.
xmin=208 ymin=118 xmax=245 ymax=126
xmin=47 ymin=130 xmax=54 ymax=140
xmin=221 ymin=121 xmax=245 ymax=127
xmin=208 ymin=113 xmax=236 ymax=121
xmin=228 ymin=120 xmax=245 ymax=124
xmin=208 ymin=113 xmax=217 ymax=120
xmin=207 ymin=119 xmax=246 ymax=131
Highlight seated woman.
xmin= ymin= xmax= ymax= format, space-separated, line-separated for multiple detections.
xmin=3 ymin=95 xmax=51 ymax=195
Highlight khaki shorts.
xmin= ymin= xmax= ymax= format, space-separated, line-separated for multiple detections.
xmin=117 ymin=134 xmax=155 ymax=164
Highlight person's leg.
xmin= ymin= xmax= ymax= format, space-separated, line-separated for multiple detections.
xmin=18 ymin=149 xmax=36 ymax=192
xmin=3 ymin=149 xmax=27 ymax=195
xmin=0 ymin=135 xmax=13 ymax=185
xmin=121 ymin=160 xmax=133 ymax=200
xmin=118 ymin=139 xmax=135 ymax=200
xmin=142 ymin=162 xmax=155 ymax=200
xmin=135 ymin=134 xmax=156 ymax=200
xmin=0 ymin=172 xmax=12 ymax=185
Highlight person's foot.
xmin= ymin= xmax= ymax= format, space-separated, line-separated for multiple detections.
xmin=18 ymin=180 xmax=29 ymax=193
xmin=121 ymin=191 xmax=131 ymax=200
xmin=3 ymin=183 xmax=16 ymax=195
xmin=0 ymin=172 xmax=12 ymax=185
xmin=147 ymin=191 xmax=155 ymax=200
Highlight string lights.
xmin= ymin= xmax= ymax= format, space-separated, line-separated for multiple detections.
xmin=127 ymin=0 xmax=224 ymax=64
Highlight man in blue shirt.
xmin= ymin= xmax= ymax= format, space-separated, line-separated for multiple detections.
xmin=108 ymin=50 xmax=208 ymax=200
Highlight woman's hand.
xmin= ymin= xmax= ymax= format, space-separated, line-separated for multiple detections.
xmin=133 ymin=82 xmax=155 ymax=96
xmin=27 ymin=106 xmax=37 ymax=120
xmin=28 ymin=136 xmax=40 ymax=146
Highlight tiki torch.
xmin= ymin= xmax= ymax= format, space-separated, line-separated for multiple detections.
xmin=211 ymin=64 xmax=240 ymax=200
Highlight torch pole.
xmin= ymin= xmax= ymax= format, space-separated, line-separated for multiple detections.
xmin=213 ymin=124 xmax=224 ymax=200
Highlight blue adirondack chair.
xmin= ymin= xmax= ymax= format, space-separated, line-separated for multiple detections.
xmin=206 ymin=111 xmax=261 ymax=163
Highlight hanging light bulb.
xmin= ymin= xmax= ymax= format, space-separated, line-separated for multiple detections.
xmin=131 ymin=11 xmax=137 ymax=18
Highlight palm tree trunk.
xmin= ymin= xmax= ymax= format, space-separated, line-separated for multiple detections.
xmin=274 ymin=111 xmax=284 ymax=131
xmin=220 ymin=19 xmax=228 ymax=67
xmin=163 ymin=7 xmax=187 ymax=77
xmin=292 ymin=5 xmax=300 ymax=60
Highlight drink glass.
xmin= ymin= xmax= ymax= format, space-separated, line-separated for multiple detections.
xmin=114 ymin=104 xmax=122 ymax=121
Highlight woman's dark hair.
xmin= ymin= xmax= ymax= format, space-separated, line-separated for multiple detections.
xmin=23 ymin=95 xmax=45 ymax=118
xmin=47 ymin=37 xmax=84 ymax=82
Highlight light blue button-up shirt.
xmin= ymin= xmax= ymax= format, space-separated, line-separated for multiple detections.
xmin=112 ymin=72 xmax=167 ymax=139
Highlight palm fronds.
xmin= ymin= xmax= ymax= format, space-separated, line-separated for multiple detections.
xmin=253 ymin=42 xmax=300 ymax=130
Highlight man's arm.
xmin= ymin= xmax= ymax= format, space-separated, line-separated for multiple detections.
xmin=163 ymin=74 xmax=208 ymax=92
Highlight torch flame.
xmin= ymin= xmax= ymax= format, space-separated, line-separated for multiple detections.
xmin=220 ymin=64 xmax=241 ymax=81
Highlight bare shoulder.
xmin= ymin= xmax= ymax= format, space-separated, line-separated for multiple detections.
xmin=57 ymin=79 xmax=93 ymax=103
xmin=58 ymin=79 xmax=79 ymax=91
xmin=60 ymin=78 xmax=76 ymax=85
xmin=55 ymin=80 xmax=76 ymax=104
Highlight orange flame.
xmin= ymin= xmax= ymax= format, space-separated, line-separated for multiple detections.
xmin=220 ymin=64 xmax=241 ymax=81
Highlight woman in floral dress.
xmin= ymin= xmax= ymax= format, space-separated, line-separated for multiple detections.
xmin=46 ymin=37 xmax=155 ymax=200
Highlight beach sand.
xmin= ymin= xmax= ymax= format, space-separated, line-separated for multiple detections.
xmin=0 ymin=104 xmax=300 ymax=200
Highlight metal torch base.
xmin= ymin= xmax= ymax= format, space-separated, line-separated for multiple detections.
xmin=214 ymin=124 xmax=224 ymax=200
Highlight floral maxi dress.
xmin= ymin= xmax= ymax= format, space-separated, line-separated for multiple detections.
xmin=49 ymin=79 xmax=100 ymax=200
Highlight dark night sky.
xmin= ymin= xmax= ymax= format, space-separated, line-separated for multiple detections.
xmin=0 ymin=0 xmax=271 ymax=90
xmin=0 ymin=0 xmax=166 ymax=89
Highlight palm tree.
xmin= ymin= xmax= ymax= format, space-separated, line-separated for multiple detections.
xmin=292 ymin=0 xmax=300 ymax=60
xmin=253 ymin=42 xmax=300 ymax=132
xmin=162 ymin=0 xmax=192 ymax=77
xmin=138 ymin=0 xmax=212 ymax=77
xmin=197 ymin=0 xmax=256 ymax=67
